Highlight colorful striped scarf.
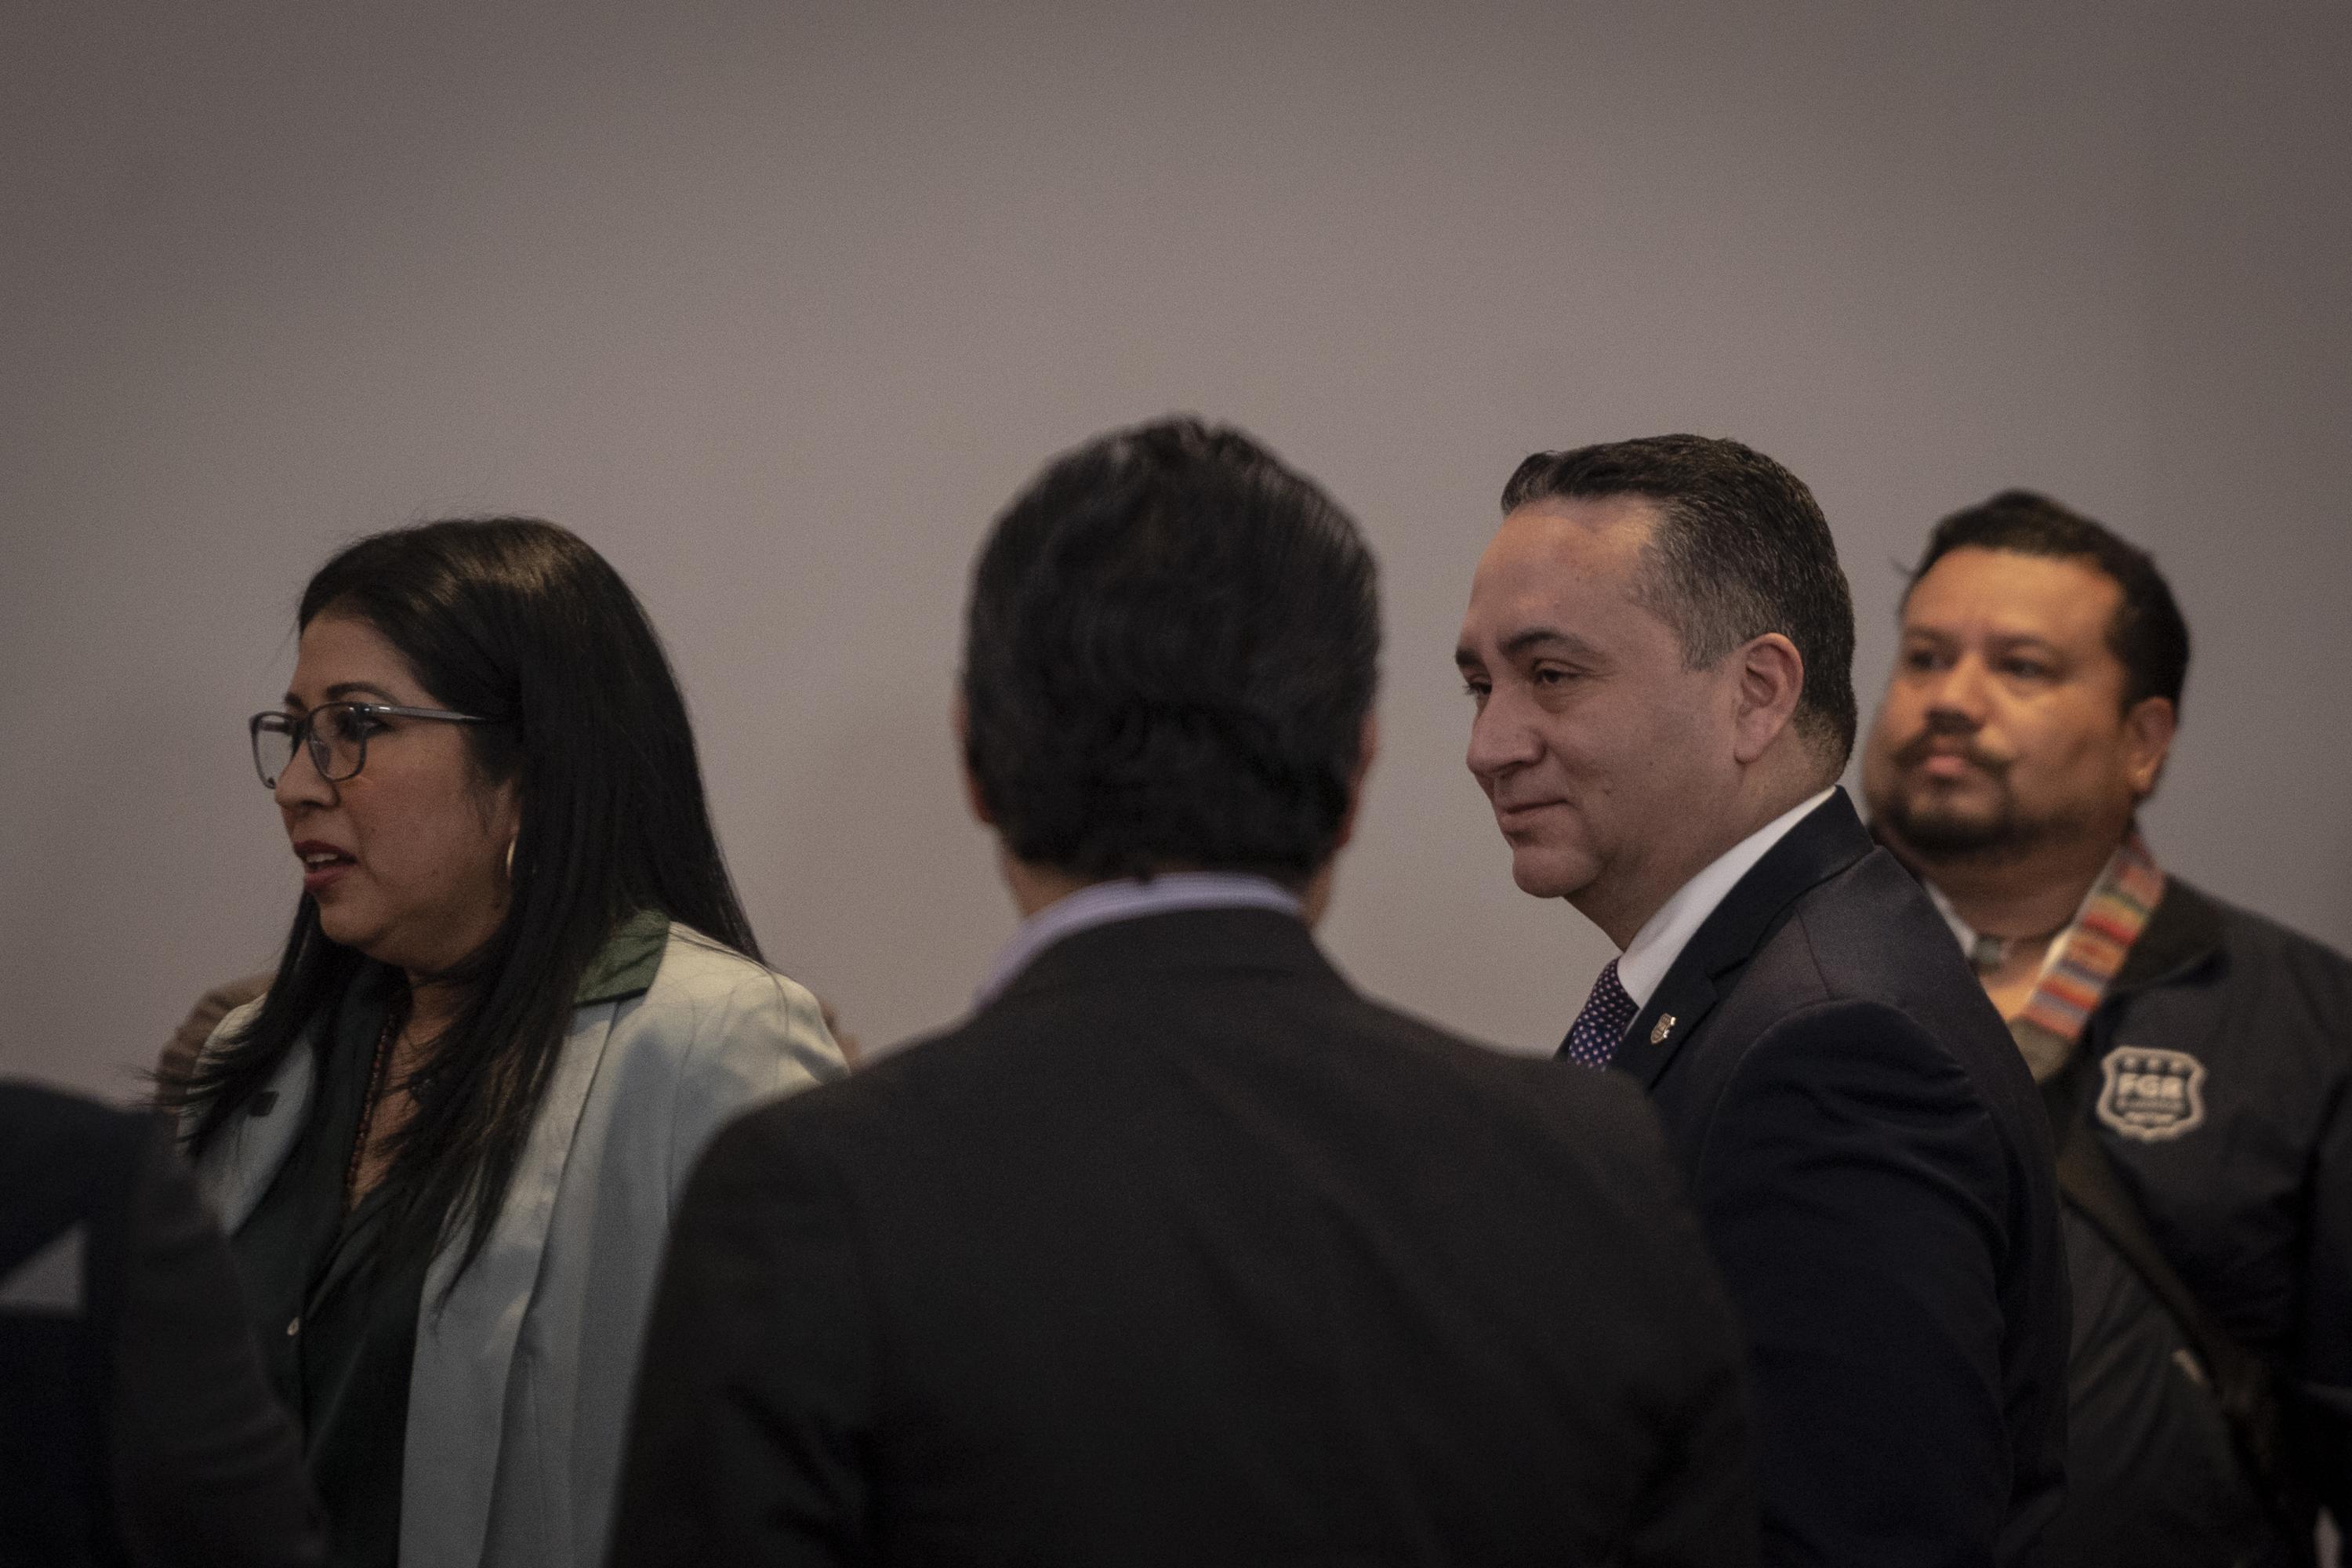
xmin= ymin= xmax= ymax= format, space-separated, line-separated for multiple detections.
xmin=2009 ymin=830 xmax=2165 ymax=1081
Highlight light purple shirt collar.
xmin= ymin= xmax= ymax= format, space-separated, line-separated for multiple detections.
xmin=975 ymin=872 xmax=1304 ymax=1007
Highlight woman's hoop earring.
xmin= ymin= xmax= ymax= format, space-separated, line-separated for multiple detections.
xmin=505 ymin=836 xmax=517 ymax=878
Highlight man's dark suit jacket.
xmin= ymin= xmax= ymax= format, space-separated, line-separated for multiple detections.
xmin=612 ymin=906 xmax=1759 ymax=1566
xmin=1591 ymin=793 xmax=2069 ymax=1568
xmin=0 ymin=1082 xmax=321 ymax=1568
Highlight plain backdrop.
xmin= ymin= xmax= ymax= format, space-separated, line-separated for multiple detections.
xmin=4 ymin=2 xmax=2347 ymax=1098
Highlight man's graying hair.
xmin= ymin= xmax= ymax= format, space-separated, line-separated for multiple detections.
xmin=1501 ymin=434 xmax=1859 ymax=769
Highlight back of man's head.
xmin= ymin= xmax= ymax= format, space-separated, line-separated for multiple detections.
xmin=1908 ymin=489 xmax=2190 ymax=713
xmin=962 ymin=416 xmax=1379 ymax=888
xmin=1501 ymin=434 xmax=1858 ymax=774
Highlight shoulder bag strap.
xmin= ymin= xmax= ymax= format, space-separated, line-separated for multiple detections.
xmin=2048 ymin=1058 xmax=2298 ymax=1531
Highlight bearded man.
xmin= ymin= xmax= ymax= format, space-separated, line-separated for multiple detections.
xmin=1864 ymin=490 xmax=2352 ymax=1568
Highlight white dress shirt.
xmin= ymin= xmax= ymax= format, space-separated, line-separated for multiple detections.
xmin=1615 ymin=788 xmax=1838 ymax=1010
xmin=975 ymin=872 xmax=1305 ymax=1007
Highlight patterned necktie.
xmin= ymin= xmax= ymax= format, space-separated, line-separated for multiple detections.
xmin=1562 ymin=958 xmax=1638 ymax=1069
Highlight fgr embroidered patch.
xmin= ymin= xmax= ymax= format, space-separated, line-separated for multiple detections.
xmin=2097 ymin=1047 xmax=2207 ymax=1142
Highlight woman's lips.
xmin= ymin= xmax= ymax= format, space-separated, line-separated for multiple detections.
xmin=292 ymin=841 xmax=357 ymax=895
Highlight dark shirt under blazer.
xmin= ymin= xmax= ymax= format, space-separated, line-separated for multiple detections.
xmin=612 ymin=906 xmax=1760 ymax=1566
xmin=1595 ymin=793 xmax=2070 ymax=1568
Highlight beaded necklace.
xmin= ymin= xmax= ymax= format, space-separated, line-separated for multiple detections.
xmin=343 ymin=1007 xmax=401 ymax=1215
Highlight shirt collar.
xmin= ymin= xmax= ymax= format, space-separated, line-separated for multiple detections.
xmin=976 ymin=872 xmax=1303 ymax=1007
xmin=1615 ymin=787 xmax=1837 ymax=1010
xmin=1918 ymin=833 xmax=2149 ymax=978
xmin=573 ymin=909 xmax=672 ymax=1005
xmin=1921 ymin=877 xmax=1978 ymax=955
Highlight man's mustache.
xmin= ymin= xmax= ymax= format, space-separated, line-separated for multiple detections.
xmin=1892 ymin=722 xmax=2011 ymax=776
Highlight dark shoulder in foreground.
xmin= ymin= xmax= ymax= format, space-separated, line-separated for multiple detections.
xmin=702 ymin=958 xmax=1679 ymax=1201
xmin=0 ymin=1081 xmax=145 ymax=1199
xmin=1336 ymin=989 xmax=1682 ymax=1164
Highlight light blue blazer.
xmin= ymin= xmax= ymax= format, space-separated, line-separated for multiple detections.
xmin=189 ymin=922 xmax=846 ymax=1568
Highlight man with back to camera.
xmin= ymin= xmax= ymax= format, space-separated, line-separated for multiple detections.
xmin=1455 ymin=436 xmax=2070 ymax=1567
xmin=606 ymin=417 xmax=1760 ymax=1566
xmin=1860 ymin=491 xmax=2352 ymax=1568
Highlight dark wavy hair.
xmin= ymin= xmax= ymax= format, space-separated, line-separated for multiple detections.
xmin=1502 ymin=434 xmax=1859 ymax=771
xmin=178 ymin=517 xmax=760 ymax=1281
xmin=1907 ymin=489 xmax=2190 ymax=713
xmin=961 ymin=417 xmax=1380 ymax=887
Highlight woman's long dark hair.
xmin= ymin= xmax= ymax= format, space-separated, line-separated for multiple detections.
xmin=180 ymin=517 xmax=762 ymax=1280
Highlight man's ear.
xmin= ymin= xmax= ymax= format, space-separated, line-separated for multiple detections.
xmin=1330 ymin=712 xmax=1380 ymax=854
xmin=952 ymin=694 xmax=996 ymax=827
xmin=2122 ymin=695 xmax=2178 ymax=799
xmin=1730 ymin=633 xmax=1806 ymax=765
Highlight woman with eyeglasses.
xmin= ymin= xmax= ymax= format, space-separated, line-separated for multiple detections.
xmin=173 ymin=517 xmax=844 ymax=1568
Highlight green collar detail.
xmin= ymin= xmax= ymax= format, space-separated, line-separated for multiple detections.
xmin=574 ymin=909 xmax=671 ymax=1005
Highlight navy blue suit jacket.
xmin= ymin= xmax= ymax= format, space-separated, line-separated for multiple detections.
xmin=1587 ymin=792 xmax=2068 ymax=1567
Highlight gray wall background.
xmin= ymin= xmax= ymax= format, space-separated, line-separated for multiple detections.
xmin=5 ymin=2 xmax=2346 ymax=1099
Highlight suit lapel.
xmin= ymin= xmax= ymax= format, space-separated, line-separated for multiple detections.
xmin=196 ymin=1033 xmax=317 ymax=1232
xmin=189 ymin=977 xmax=397 ymax=1232
xmin=401 ymin=996 xmax=619 ymax=1568
xmin=1610 ymin=792 xmax=1875 ymax=1091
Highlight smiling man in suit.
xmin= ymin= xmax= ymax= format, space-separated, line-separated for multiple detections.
xmin=609 ymin=417 xmax=1760 ymax=1567
xmin=1456 ymin=435 xmax=2070 ymax=1568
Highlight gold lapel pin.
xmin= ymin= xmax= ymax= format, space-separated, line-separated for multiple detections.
xmin=1650 ymin=1014 xmax=1676 ymax=1046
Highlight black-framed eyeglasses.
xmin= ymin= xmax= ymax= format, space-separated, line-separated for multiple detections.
xmin=249 ymin=702 xmax=492 ymax=789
